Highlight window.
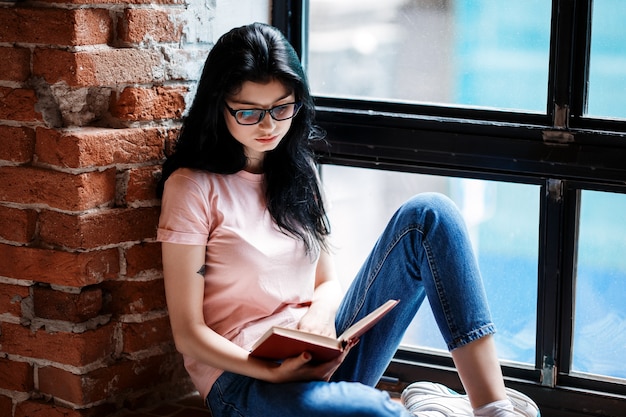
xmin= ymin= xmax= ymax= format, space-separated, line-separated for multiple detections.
xmin=587 ymin=0 xmax=626 ymax=119
xmin=273 ymin=0 xmax=626 ymax=415
xmin=308 ymin=0 xmax=551 ymax=112
xmin=572 ymin=190 xmax=626 ymax=381
xmin=322 ymin=165 xmax=540 ymax=367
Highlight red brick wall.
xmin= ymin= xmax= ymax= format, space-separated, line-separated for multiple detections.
xmin=0 ymin=1 xmax=209 ymax=415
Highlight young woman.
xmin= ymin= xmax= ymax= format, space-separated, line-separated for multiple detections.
xmin=157 ymin=22 xmax=540 ymax=417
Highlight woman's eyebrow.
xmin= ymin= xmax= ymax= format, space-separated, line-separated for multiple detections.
xmin=229 ymin=92 xmax=294 ymax=107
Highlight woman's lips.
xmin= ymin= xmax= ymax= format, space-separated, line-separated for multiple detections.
xmin=256 ymin=135 xmax=277 ymax=144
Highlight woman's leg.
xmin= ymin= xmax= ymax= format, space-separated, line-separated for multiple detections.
xmin=451 ymin=335 xmax=507 ymax=408
xmin=331 ymin=193 xmax=507 ymax=407
xmin=207 ymin=371 xmax=413 ymax=417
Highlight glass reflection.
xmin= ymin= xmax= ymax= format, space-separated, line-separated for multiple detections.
xmin=321 ymin=165 xmax=539 ymax=365
xmin=572 ymin=190 xmax=626 ymax=380
xmin=309 ymin=0 xmax=551 ymax=112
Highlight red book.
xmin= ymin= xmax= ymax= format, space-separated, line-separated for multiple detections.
xmin=249 ymin=299 xmax=400 ymax=362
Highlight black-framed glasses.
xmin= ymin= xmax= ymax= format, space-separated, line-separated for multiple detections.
xmin=224 ymin=102 xmax=302 ymax=125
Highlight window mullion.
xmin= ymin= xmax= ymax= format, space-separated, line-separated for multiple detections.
xmin=272 ymin=0 xmax=307 ymax=63
xmin=569 ymin=0 xmax=593 ymax=122
xmin=536 ymin=179 xmax=567 ymax=387
xmin=556 ymin=186 xmax=580 ymax=378
xmin=548 ymin=0 xmax=593 ymax=126
xmin=548 ymin=0 xmax=577 ymax=127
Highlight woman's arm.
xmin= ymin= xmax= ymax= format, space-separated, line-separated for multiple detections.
xmin=296 ymin=248 xmax=344 ymax=337
xmin=162 ymin=242 xmax=347 ymax=383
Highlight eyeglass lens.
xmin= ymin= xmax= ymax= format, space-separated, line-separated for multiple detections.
xmin=235 ymin=103 xmax=300 ymax=125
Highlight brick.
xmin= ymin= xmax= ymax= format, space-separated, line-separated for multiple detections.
xmin=0 ymin=244 xmax=119 ymax=287
xmin=38 ymin=366 xmax=102 ymax=406
xmin=14 ymin=398 xmax=104 ymax=417
xmin=33 ymin=48 xmax=164 ymax=87
xmin=0 ymin=206 xmax=37 ymax=243
xmin=125 ymin=242 xmax=162 ymax=277
xmin=32 ymin=49 xmax=90 ymax=86
xmin=103 ymin=279 xmax=166 ymax=315
xmin=0 ymin=166 xmax=115 ymax=211
xmin=0 ymin=282 xmax=30 ymax=318
xmin=38 ymin=353 xmax=185 ymax=406
xmin=0 ymin=322 xmax=116 ymax=366
xmin=0 ymin=8 xmax=111 ymax=46
xmin=0 ymin=357 xmax=34 ymax=392
xmin=111 ymin=86 xmax=187 ymax=121
xmin=33 ymin=286 xmax=102 ymax=322
xmin=0 ymin=395 xmax=11 ymax=417
xmin=121 ymin=315 xmax=173 ymax=353
xmin=35 ymin=127 xmax=165 ymax=169
xmin=0 ymin=126 xmax=36 ymax=164
xmin=0 ymin=87 xmax=42 ymax=122
xmin=126 ymin=165 xmax=161 ymax=204
xmin=39 ymin=207 xmax=160 ymax=249
xmin=117 ymin=8 xmax=184 ymax=45
xmin=0 ymin=47 xmax=31 ymax=82
xmin=72 ymin=9 xmax=113 ymax=46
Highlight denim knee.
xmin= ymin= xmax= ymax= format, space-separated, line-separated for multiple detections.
xmin=395 ymin=192 xmax=464 ymax=232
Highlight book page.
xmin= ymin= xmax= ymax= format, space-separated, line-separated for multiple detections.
xmin=339 ymin=299 xmax=399 ymax=341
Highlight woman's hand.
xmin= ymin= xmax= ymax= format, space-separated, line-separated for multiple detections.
xmin=297 ymin=304 xmax=337 ymax=338
xmin=265 ymin=339 xmax=359 ymax=383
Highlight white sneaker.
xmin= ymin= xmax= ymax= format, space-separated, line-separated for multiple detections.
xmin=401 ymin=381 xmax=540 ymax=417
xmin=504 ymin=387 xmax=540 ymax=417
xmin=401 ymin=381 xmax=473 ymax=417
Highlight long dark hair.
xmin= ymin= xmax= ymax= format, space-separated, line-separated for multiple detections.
xmin=158 ymin=22 xmax=330 ymax=253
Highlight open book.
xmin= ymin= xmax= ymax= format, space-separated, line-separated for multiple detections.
xmin=249 ymin=299 xmax=399 ymax=362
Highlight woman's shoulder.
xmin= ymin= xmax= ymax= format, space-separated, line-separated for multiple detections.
xmin=170 ymin=167 xmax=211 ymax=179
xmin=167 ymin=168 xmax=262 ymax=191
xmin=162 ymin=168 xmax=219 ymax=197
xmin=167 ymin=168 xmax=223 ymax=186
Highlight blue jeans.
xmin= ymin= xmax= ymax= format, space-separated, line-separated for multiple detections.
xmin=207 ymin=193 xmax=495 ymax=417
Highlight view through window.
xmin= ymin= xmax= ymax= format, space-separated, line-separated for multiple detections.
xmin=310 ymin=0 xmax=626 ymax=382
xmin=587 ymin=0 xmax=626 ymax=119
xmin=308 ymin=0 xmax=551 ymax=111
xmin=321 ymin=165 xmax=539 ymax=366
xmin=572 ymin=190 xmax=626 ymax=380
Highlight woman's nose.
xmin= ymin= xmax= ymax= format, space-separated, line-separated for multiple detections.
xmin=258 ymin=111 xmax=276 ymax=130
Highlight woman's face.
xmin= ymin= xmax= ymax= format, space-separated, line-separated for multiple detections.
xmin=224 ymin=79 xmax=296 ymax=173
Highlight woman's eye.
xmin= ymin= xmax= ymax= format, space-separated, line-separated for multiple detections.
xmin=273 ymin=105 xmax=289 ymax=116
xmin=238 ymin=110 xmax=260 ymax=121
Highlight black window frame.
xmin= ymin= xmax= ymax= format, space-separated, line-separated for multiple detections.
xmin=273 ymin=1 xmax=626 ymax=416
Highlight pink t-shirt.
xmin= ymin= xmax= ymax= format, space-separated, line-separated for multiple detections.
xmin=157 ymin=168 xmax=318 ymax=398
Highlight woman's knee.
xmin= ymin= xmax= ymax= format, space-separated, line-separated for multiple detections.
xmin=400 ymin=192 xmax=460 ymax=221
xmin=392 ymin=193 xmax=468 ymax=241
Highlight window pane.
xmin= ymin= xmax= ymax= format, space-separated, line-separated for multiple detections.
xmin=321 ymin=165 xmax=539 ymax=365
xmin=572 ymin=190 xmax=626 ymax=380
xmin=308 ymin=0 xmax=551 ymax=112
xmin=586 ymin=0 xmax=626 ymax=119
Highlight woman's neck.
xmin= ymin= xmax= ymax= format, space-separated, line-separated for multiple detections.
xmin=244 ymin=156 xmax=264 ymax=174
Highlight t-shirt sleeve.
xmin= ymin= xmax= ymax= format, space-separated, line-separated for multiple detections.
xmin=157 ymin=171 xmax=211 ymax=245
